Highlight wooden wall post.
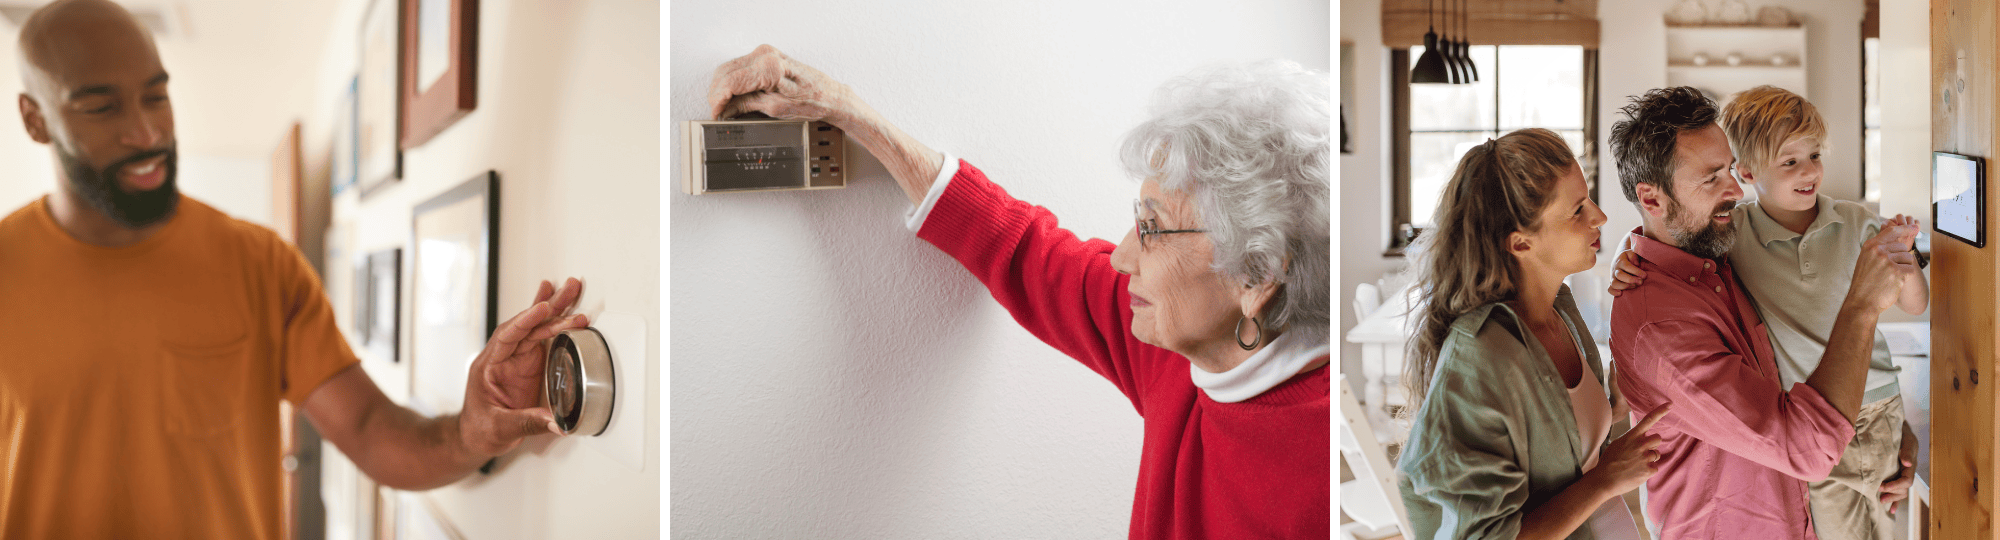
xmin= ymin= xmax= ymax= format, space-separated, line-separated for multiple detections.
xmin=1932 ymin=0 xmax=2000 ymax=536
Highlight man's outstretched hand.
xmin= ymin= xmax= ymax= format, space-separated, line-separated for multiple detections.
xmin=459 ymin=278 xmax=589 ymax=457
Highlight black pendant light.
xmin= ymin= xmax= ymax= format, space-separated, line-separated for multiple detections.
xmin=1459 ymin=0 xmax=1479 ymax=82
xmin=1412 ymin=0 xmax=1451 ymax=83
xmin=1442 ymin=0 xmax=1464 ymax=83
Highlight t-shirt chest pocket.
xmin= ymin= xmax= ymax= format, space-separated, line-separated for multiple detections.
xmin=154 ymin=289 xmax=260 ymax=438
xmin=158 ymin=331 xmax=257 ymax=438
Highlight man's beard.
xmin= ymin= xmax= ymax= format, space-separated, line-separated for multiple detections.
xmin=59 ymin=144 xmax=179 ymax=229
xmin=1666 ymin=194 xmax=1737 ymax=260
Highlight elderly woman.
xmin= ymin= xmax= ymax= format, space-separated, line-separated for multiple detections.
xmin=707 ymin=45 xmax=1331 ymax=537
xmin=1397 ymin=128 xmax=1666 ymax=539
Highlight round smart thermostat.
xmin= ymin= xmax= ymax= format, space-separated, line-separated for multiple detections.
xmin=545 ymin=327 xmax=615 ymax=436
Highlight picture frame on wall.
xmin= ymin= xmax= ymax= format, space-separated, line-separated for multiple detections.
xmin=401 ymin=0 xmax=479 ymax=149
xmin=409 ymin=171 xmax=498 ymax=416
xmin=358 ymin=247 xmax=402 ymax=364
xmin=332 ymin=76 xmax=360 ymax=196
xmin=358 ymin=0 xmax=402 ymax=198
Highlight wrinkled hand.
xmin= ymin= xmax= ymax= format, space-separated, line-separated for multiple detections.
xmin=1845 ymin=222 xmax=1921 ymax=313
xmin=1607 ymin=250 xmax=1647 ymax=297
xmin=458 ymin=278 xmax=590 ymax=457
xmin=1589 ymin=402 xmax=1671 ymax=497
xmin=707 ymin=44 xmax=857 ymax=123
xmin=1881 ymin=422 xmax=1920 ymax=515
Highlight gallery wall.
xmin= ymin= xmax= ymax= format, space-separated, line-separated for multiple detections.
xmin=667 ymin=1 xmax=1328 ymax=538
xmin=307 ymin=0 xmax=660 ymax=538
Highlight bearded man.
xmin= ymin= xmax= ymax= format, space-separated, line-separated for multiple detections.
xmin=1604 ymin=86 xmax=1916 ymax=540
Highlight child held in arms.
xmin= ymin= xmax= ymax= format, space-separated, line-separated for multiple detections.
xmin=1608 ymin=84 xmax=1929 ymax=540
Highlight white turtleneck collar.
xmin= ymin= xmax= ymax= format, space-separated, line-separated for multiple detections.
xmin=1188 ymin=330 xmax=1329 ymax=403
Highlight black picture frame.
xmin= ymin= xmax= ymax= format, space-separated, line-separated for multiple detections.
xmin=1933 ymin=151 xmax=1985 ymax=248
xmin=409 ymin=170 xmax=499 ymax=414
xmin=357 ymin=247 xmax=401 ymax=363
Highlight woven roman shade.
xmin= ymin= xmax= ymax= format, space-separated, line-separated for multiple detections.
xmin=1382 ymin=0 xmax=1599 ymax=48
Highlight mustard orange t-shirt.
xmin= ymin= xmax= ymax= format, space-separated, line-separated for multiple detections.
xmin=0 ymin=196 xmax=359 ymax=538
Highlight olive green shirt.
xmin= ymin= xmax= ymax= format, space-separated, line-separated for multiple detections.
xmin=1397 ymin=286 xmax=1617 ymax=540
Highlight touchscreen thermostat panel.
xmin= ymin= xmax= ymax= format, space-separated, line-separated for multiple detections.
xmin=1934 ymin=151 xmax=1985 ymax=248
xmin=683 ymin=119 xmax=848 ymax=194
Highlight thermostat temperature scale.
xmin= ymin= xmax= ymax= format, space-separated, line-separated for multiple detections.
xmin=683 ymin=119 xmax=849 ymax=194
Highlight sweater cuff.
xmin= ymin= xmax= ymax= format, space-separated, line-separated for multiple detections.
xmin=904 ymin=153 xmax=961 ymax=232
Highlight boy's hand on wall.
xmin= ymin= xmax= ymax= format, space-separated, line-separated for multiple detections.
xmin=1844 ymin=224 xmax=1921 ymax=313
xmin=1883 ymin=215 xmax=1922 ymax=250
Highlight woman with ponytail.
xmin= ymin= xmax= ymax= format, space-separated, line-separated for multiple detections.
xmin=1395 ymin=128 xmax=1666 ymax=540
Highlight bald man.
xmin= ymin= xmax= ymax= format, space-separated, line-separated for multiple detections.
xmin=0 ymin=1 xmax=583 ymax=537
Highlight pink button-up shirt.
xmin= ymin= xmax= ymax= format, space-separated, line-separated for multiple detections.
xmin=1611 ymin=227 xmax=1856 ymax=540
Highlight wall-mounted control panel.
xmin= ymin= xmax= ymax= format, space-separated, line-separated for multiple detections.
xmin=546 ymin=327 xmax=615 ymax=436
xmin=683 ymin=119 xmax=849 ymax=194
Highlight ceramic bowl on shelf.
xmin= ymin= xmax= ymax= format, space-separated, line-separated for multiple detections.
xmin=1757 ymin=6 xmax=1795 ymax=27
xmin=1666 ymin=0 xmax=1706 ymax=25
xmin=1713 ymin=0 xmax=1753 ymax=25
xmin=1769 ymin=53 xmax=1793 ymax=66
xmin=1725 ymin=52 xmax=1744 ymax=66
xmin=1691 ymin=52 xmax=1711 ymax=66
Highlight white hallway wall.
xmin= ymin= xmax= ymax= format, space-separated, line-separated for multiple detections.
xmin=307 ymin=0 xmax=660 ymax=538
xmin=668 ymin=0 xmax=1327 ymax=538
xmin=1339 ymin=0 xmax=1881 ymax=379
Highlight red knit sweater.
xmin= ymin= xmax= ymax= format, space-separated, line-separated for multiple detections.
xmin=916 ymin=161 xmax=1330 ymax=539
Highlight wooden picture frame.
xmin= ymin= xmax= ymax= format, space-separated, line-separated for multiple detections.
xmin=400 ymin=0 xmax=478 ymax=149
xmin=409 ymin=171 xmax=498 ymax=415
xmin=359 ymin=0 xmax=403 ymax=197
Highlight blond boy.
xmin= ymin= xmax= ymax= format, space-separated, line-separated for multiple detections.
xmin=1611 ymin=85 xmax=1929 ymax=539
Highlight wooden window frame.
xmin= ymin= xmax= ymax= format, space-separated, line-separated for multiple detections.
xmin=1386 ymin=47 xmax=1601 ymax=256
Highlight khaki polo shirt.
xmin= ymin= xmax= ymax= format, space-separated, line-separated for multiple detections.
xmin=1728 ymin=194 xmax=1900 ymax=403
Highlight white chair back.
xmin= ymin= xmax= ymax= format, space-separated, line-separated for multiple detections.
xmin=1353 ymin=282 xmax=1382 ymax=321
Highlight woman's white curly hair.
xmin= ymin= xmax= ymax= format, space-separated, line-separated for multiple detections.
xmin=1118 ymin=60 xmax=1331 ymax=344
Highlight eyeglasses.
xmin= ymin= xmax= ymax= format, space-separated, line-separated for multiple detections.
xmin=1134 ymin=199 xmax=1207 ymax=249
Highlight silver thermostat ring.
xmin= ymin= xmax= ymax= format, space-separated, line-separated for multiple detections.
xmin=545 ymin=327 xmax=616 ymax=436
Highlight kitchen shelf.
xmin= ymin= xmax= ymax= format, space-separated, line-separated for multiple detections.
xmin=1665 ymin=25 xmax=1809 ymax=100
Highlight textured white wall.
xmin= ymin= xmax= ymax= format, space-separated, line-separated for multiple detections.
xmin=1338 ymin=0 xmax=1870 ymax=376
xmin=310 ymin=0 xmax=661 ymax=538
xmin=668 ymin=1 xmax=1328 ymax=538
